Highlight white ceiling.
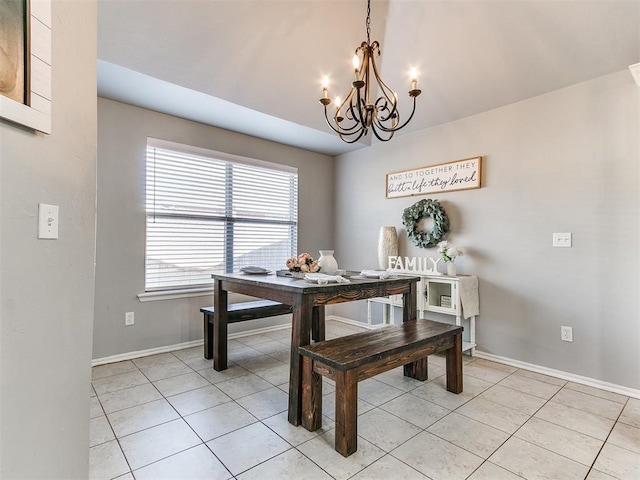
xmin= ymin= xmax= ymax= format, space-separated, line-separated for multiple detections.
xmin=97 ymin=0 xmax=640 ymax=156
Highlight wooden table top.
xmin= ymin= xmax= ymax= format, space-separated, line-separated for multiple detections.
xmin=211 ymin=271 xmax=420 ymax=294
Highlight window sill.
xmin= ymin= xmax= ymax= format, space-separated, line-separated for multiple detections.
xmin=138 ymin=287 xmax=214 ymax=302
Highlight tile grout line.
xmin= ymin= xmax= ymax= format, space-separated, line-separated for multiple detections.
xmin=429 ymin=367 xmax=521 ymax=479
xmin=91 ymin=333 xmax=638 ymax=480
xmin=97 ymin=356 xmax=197 ymax=477
xmin=146 ymin=353 xmax=259 ymax=477
xmin=97 ymin=391 xmax=134 ymax=477
xmin=362 ymin=362 xmax=518 ymax=479
xmin=469 ymin=368 xmax=612 ymax=476
xmin=583 ymin=396 xmax=630 ymax=479
xmin=165 ymin=349 xmax=311 ymax=479
xmin=413 ymin=364 xmax=592 ymax=479
xmin=484 ymin=376 xmax=631 ymax=479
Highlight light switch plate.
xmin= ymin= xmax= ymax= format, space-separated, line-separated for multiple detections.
xmin=553 ymin=232 xmax=571 ymax=247
xmin=38 ymin=204 xmax=59 ymax=239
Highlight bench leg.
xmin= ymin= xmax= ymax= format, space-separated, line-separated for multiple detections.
xmin=301 ymin=356 xmax=323 ymax=431
xmin=203 ymin=313 xmax=213 ymax=360
xmin=403 ymin=357 xmax=428 ymax=381
xmin=213 ymin=282 xmax=228 ymax=371
xmin=446 ymin=332 xmax=463 ymax=394
xmin=334 ymin=369 xmax=358 ymax=457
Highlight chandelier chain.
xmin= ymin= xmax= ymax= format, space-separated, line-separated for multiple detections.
xmin=366 ymin=0 xmax=371 ymax=44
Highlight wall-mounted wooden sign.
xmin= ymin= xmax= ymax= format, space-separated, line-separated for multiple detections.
xmin=386 ymin=156 xmax=482 ymax=199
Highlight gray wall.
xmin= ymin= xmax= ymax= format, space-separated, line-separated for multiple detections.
xmin=94 ymin=99 xmax=335 ymax=359
xmin=333 ymin=70 xmax=640 ymax=390
xmin=0 ymin=1 xmax=97 ymax=478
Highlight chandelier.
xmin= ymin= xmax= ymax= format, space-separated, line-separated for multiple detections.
xmin=319 ymin=0 xmax=421 ymax=143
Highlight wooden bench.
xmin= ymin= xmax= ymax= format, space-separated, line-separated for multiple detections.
xmin=202 ymin=300 xmax=293 ymax=359
xmin=299 ymin=319 xmax=463 ymax=457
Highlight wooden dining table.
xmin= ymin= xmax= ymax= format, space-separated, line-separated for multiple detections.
xmin=211 ymin=271 xmax=420 ymax=426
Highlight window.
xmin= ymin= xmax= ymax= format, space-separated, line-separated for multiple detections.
xmin=145 ymin=139 xmax=298 ymax=291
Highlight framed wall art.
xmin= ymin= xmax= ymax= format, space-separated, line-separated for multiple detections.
xmin=0 ymin=0 xmax=51 ymax=134
xmin=386 ymin=156 xmax=482 ymax=199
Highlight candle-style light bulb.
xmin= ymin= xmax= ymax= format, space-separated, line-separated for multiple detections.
xmin=334 ymin=96 xmax=342 ymax=108
xmin=352 ymin=54 xmax=360 ymax=80
xmin=352 ymin=55 xmax=360 ymax=70
xmin=410 ymin=67 xmax=418 ymax=91
xmin=322 ymin=75 xmax=329 ymax=98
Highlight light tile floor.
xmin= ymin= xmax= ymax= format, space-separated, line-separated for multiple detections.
xmin=90 ymin=321 xmax=640 ymax=480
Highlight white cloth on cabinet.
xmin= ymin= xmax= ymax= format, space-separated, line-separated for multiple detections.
xmin=458 ymin=275 xmax=479 ymax=319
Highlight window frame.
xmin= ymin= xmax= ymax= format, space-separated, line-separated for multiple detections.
xmin=143 ymin=138 xmax=298 ymax=294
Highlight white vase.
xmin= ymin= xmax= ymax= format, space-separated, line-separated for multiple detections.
xmin=377 ymin=226 xmax=398 ymax=270
xmin=446 ymin=261 xmax=457 ymax=277
xmin=318 ymin=250 xmax=338 ymax=274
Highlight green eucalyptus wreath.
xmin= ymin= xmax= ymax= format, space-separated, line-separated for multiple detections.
xmin=402 ymin=199 xmax=450 ymax=249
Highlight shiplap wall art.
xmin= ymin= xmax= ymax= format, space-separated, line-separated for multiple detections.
xmin=0 ymin=0 xmax=51 ymax=134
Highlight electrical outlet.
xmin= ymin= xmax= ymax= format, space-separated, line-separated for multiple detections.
xmin=553 ymin=232 xmax=572 ymax=247
xmin=561 ymin=326 xmax=573 ymax=342
xmin=125 ymin=312 xmax=135 ymax=326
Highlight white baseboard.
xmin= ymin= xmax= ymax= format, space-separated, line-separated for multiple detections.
xmin=91 ymin=324 xmax=293 ymax=366
xmin=475 ymin=351 xmax=640 ymax=400
xmin=92 ymin=339 xmax=205 ymax=366
xmin=325 ymin=314 xmax=374 ymax=328
xmin=91 ymin=316 xmax=640 ymax=399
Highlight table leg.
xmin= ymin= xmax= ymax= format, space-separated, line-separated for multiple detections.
xmin=402 ymin=281 xmax=422 ymax=379
xmin=311 ymin=305 xmax=325 ymax=342
xmin=213 ymin=280 xmax=228 ymax=371
xmin=288 ymin=295 xmax=313 ymax=426
xmin=402 ymin=281 xmax=417 ymax=322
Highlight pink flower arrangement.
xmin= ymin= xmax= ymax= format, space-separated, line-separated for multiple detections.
xmin=286 ymin=253 xmax=320 ymax=273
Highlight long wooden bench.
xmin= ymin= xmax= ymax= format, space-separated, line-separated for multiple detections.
xmin=299 ymin=319 xmax=463 ymax=457
xmin=202 ymin=300 xmax=293 ymax=359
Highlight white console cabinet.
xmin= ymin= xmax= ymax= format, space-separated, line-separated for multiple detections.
xmin=366 ymin=274 xmax=477 ymax=355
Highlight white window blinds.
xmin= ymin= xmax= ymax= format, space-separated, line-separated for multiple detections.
xmin=145 ymin=139 xmax=298 ymax=291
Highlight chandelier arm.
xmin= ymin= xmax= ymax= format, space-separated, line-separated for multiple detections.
xmin=373 ymin=97 xmax=399 ymax=126
xmin=370 ymin=107 xmax=397 ymax=141
xmin=376 ymin=97 xmax=399 ymax=124
xmin=323 ymin=106 xmax=364 ymax=137
xmin=337 ymin=81 xmax=359 ymax=126
xmin=374 ymin=96 xmax=418 ymax=133
xmin=352 ymin=83 xmax=369 ymax=129
xmin=340 ymin=96 xmax=367 ymax=133
xmin=327 ymin=87 xmax=367 ymax=136
xmin=372 ymin=109 xmax=399 ymax=136
xmin=340 ymin=107 xmax=362 ymax=135
xmin=323 ymin=106 xmax=352 ymax=135
xmin=325 ymin=98 xmax=371 ymax=139
xmin=368 ymin=49 xmax=400 ymax=122
xmin=342 ymin=85 xmax=360 ymax=120
xmin=339 ymin=127 xmax=367 ymax=144
xmin=370 ymin=124 xmax=394 ymax=142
